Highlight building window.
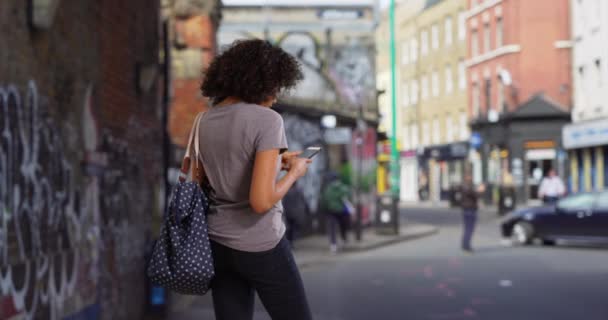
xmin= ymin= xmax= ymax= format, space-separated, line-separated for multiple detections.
xmin=402 ymin=82 xmax=409 ymax=107
xmin=411 ymin=38 xmax=418 ymax=62
xmin=458 ymin=60 xmax=466 ymax=90
xmin=446 ymin=117 xmax=453 ymax=142
xmin=472 ymin=82 xmax=480 ymax=117
xmin=401 ymin=41 xmax=409 ymax=65
xmin=596 ymin=59 xmax=602 ymax=89
xmin=432 ymin=117 xmax=440 ymax=144
xmin=471 ymin=28 xmax=479 ymax=57
xmin=411 ymin=79 xmax=419 ymax=104
xmin=421 ymin=30 xmax=429 ymax=56
xmin=411 ymin=124 xmax=419 ymax=148
xmin=432 ymin=70 xmax=440 ymax=97
xmin=422 ymin=74 xmax=429 ymax=100
xmin=485 ymin=78 xmax=492 ymax=111
xmin=498 ymin=77 xmax=505 ymax=112
xmin=445 ymin=64 xmax=453 ymax=94
xmin=484 ymin=23 xmax=491 ymax=53
xmin=432 ymin=23 xmax=439 ymax=50
xmin=459 ymin=112 xmax=469 ymax=140
xmin=403 ymin=127 xmax=411 ymax=151
xmin=576 ymin=65 xmax=586 ymax=118
xmin=496 ymin=17 xmax=503 ymax=48
xmin=423 ymin=121 xmax=430 ymax=146
xmin=445 ymin=16 xmax=453 ymax=47
xmin=458 ymin=10 xmax=466 ymax=40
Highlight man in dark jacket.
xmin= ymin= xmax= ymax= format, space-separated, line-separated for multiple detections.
xmin=460 ymin=174 xmax=485 ymax=253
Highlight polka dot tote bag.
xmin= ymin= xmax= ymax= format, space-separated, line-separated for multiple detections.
xmin=147 ymin=112 xmax=214 ymax=295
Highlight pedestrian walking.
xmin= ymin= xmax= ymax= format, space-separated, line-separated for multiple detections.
xmin=321 ymin=172 xmax=352 ymax=253
xmin=198 ymin=39 xmax=312 ymax=320
xmin=283 ymin=184 xmax=309 ymax=248
xmin=459 ymin=174 xmax=485 ymax=253
xmin=538 ymin=168 xmax=566 ymax=205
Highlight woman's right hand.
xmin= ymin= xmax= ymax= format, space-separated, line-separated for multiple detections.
xmin=288 ymin=157 xmax=312 ymax=178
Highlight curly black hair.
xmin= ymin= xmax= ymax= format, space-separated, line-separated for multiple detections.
xmin=201 ymin=39 xmax=304 ymax=105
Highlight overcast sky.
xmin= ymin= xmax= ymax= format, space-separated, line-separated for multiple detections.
xmin=222 ymin=0 xmax=387 ymax=7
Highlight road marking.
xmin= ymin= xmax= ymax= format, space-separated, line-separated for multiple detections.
xmin=499 ymin=280 xmax=513 ymax=287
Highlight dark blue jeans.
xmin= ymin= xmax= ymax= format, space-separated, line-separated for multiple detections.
xmin=462 ymin=208 xmax=478 ymax=250
xmin=210 ymin=237 xmax=312 ymax=320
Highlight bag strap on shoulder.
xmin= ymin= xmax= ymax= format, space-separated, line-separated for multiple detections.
xmin=180 ymin=112 xmax=205 ymax=183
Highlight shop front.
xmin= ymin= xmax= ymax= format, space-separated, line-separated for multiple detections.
xmin=563 ymin=118 xmax=608 ymax=193
xmin=417 ymin=142 xmax=469 ymax=202
xmin=399 ymin=150 xmax=419 ymax=202
xmin=470 ymin=95 xmax=571 ymax=205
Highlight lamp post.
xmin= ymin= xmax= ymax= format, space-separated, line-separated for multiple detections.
xmin=389 ymin=0 xmax=399 ymax=197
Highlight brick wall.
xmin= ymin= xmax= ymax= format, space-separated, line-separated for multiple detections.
xmin=0 ymin=1 xmax=162 ymax=319
xmin=165 ymin=4 xmax=220 ymax=149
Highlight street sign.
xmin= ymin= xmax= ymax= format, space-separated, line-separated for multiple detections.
xmin=470 ymin=132 xmax=483 ymax=149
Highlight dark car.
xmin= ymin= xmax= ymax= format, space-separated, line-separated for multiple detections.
xmin=501 ymin=191 xmax=608 ymax=245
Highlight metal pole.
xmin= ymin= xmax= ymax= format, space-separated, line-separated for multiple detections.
xmin=356 ymin=113 xmax=364 ymax=242
xmin=389 ymin=0 xmax=399 ymax=196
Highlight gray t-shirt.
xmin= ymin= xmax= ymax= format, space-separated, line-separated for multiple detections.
xmin=198 ymin=103 xmax=288 ymax=252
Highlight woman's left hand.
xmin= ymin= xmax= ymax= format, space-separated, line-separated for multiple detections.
xmin=281 ymin=151 xmax=302 ymax=171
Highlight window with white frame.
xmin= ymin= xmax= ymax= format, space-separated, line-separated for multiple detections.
xmin=484 ymin=23 xmax=491 ymax=53
xmin=459 ymin=112 xmax=469 ymax=140
xmin=402 ymin=128 xmax=411 ymax=150
xmin=411 ymin=38 xmax=418 ymax=62
xmin=421 ymin=74 xmax=429 ymax=100
xmin=496 ymin=17 xmax=503 ymax=48
xmin=401 ymin=41 xmax=409 ymax=65
xmin=471 ymin=29 xmax=479 ymax=57
xmin=576 ymin=65 xmax=587 ymax=113
xmin=472 ymin=81 xmax=480 ymax=117
xmin=411 ymin=79 xmax=419 ymax=104
xmin=432 ymin=117 xmax=440 ymax=144
xmin=411 ymin=124 xmax=419 ymax=148
xmin=453 ymin=116 xmax=460 ymax=141
xmin=445 ymin=64 xmax=453 ymax=94
xmin=432 ymin=70 xmax=439 ymax=97
xmin=596 ymin=59 xmax=603 ymax=90
xmin=445 ymin=16 xmax=453 ymax=47
xmin=432 ymin=23 xmax=439 ymax=50
xmin=458 ymin=60 xmax=466 ymax=90
xmin=498 ymin=76 xmax=505 ymax=112
xmin=458 ymin=10 xmax=466 ymax=40
xmin=421 ymin=30 xmax=429 ymax=56
xmin=422 ymin=121 xmax=430 ymax=146
xmin=402 ymin=82 xmax=409 ymax=107
xmin=446 ymin=116 xmax=453 ymax=142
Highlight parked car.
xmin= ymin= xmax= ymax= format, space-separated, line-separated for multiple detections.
xmin=501 ymin=191 xmax=608 ymax=245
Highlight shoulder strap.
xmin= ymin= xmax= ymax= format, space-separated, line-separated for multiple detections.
xmin=180 ymin=112 xmax=205 ymax=182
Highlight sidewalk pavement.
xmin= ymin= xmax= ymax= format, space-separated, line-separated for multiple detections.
xmin=166 ymin=223 xmax=438 ymax=318
xmin=292 ymin=223 xmax=438 ymax=269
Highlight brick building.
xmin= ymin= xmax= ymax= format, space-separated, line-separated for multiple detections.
xmin=0 ymin=1 xmax=164 ymax=319
xmin=465 ymin=0 xmax=572 ymax=204
xmin=163 ymin=0 xmax=222 ymax=152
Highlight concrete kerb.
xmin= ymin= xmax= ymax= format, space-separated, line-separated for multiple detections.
xmin=292 ymin=223 xmax=439 ymax=269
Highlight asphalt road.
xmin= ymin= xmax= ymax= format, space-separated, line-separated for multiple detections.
xmin=176 ymin=207 xmax=608 ymax=320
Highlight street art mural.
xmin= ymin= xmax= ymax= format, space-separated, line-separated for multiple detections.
xmin=219 ymin=31 xmax=376 ymax=113
xmin=282 ymin=113 xmax=327 ymax=215
xmin=0 ymin=81 xmax=155 ymax=320
xmin=276 ymin=32 xmax=376 ymax=112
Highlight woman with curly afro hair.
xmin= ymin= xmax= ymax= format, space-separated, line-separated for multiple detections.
xmin=196 ymin=39 xmax=313 ymax=320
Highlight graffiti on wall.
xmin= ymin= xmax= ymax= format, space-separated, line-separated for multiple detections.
xmin=276 ymin=32 xmax=375 ymax=111
xmin=283 ymin=113 xmax=327 ymax=214
xmin=219 ymin=31 xmax=376 ymax=112
xmin=0 ymin=81 xmax=151 ymax=320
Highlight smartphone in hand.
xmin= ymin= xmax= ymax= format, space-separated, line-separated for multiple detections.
xmin=299 ymin=146 xmax=321 ymax=159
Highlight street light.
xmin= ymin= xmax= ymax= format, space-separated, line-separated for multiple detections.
xmin=389 ymin=0 xmax=399 ymax=196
